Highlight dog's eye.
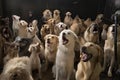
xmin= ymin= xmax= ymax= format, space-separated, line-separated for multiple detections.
xmin=68 ymin=32 xmax=71 ymax=35
xmin=90 ymin=44 xmax=93 ymax=47
xmin=52 ymin=36 xmax=54 ymax=38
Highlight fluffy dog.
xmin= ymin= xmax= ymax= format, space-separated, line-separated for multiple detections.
xmin=53 ymin=9 xmax=61 ymax=24
xmin=12 ymin=15 xmax=20 ymax=38
xmin=76 ymin=42 xmax=103 ymax=80
xmin=70 ymin=16 xmax=86 ymax=36
xmin=53 ymin=29 xmax=79 ymax=80
xmin=54 ymin=22 xmax=67 ymax=35
xmin=44 ymin=34 xmax=58 ymax=70
xmin=64 ymin=12 xmax=73 ymax=27
xmin=84 ymin=22 xmax=99 ymax=43
xmin=103 ymin=24 xmax=120 ymax=77
xmin=28 ymin=43 xmax=42 ymax=80
xmin=0 ymin=57 xmax=33 ymax=80
xmin=18 ymin=20 xmax=28 ymax=38
xmin=42 ymin=9 xmax=52 ymax=23
xmin=3 ymin=42 xmax=19 ymax=64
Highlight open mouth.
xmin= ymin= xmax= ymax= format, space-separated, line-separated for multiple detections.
xmin=45 ymin=29 xmax=50 ymax=34
xmin=80 ymin=51 xmax=93 ymax=62
xmin=62 ymin=34 xmax=69 ymax=45
xmin=93 ymin=27 xmax=98 ymax=33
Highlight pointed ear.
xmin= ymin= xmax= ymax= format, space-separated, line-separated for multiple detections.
xmin=28 ymin=45 xmax=33 ymax=52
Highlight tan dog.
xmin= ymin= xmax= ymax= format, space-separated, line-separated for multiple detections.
xmin=84 ymin=18 xmax=92 ymax=27
xmin=103 ymin=24 xmax=120 ymax=77
xmin=3 ymin=42 xmax=19 ymax=64
xmin=18 ymin=20 xmax=28 ymax=38
xmin=76 ymin=42 xmax=103 ymax=80
xmin=0 ymin=57 xmax=33 ymax=80
xmin=42 ymin=9 xmax=52 ymax=22
xmin=44 ymin=34 xmax=58 ymax=70
xmin=70 ymin=16 xmax=86 ymax=36
xmin=84 ymin=22 xmax=99 ymax=43
xmin=53 ymin=29 xmax=79 ymax=80
xmin=12 ymin=15 xmax=20 ymax=38
xmin=64 ymin=12 xmax=73 ymax=27
xmin=53 ymin=9 xmax=61 ymax=24
xmin=54 ymin=22 xmax=67 ymax=36
xmin=28 ymin=43 xmax=42 ymax=80
xmin=29 ymin=20 xmax=38 ymax=33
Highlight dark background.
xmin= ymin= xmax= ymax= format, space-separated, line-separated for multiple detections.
xmin=0 ymin=0 xmax=120 ymax=24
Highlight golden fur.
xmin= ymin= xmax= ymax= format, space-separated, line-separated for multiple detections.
xmin=53 ymin=9 xmax=61 ymax=24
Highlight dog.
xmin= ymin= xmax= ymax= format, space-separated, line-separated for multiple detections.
xmin=3 ymin=42 xmax=19 ymax=64
xmin=103 ymin=24 xmax=120 ymax=77
xmin=53 ymin=29 xmax=79 ymax=80
xmin=64 ymin=12 xmax=73 ymax=27
xmin=53 ymin=9 xmax=61 ymax=24
xmin=44 ymin=34 xmax=59 ymax=70
xmin=70 ymin=16 xmax=86 ymax=36
xmin=42 ymin=9 xmax=52 ymax=23
xmin=12 ymin=15 xmax=20 ymax=38
xmin=84 ymin=22 xmax=99 ymax=43
xmin=0 ymin=57 xmax=33 ymax=80
xmin=54 ymin=22 xmax=67 ymax=36
xmin=84 ymin=18 xmax=92 ymax=27
xmin=18 ymin=20 xmax=28 ymax=38
xmin=76 ymin=42 xmax=103 ymax=80
xmin=28 ymin=43 xmax=42 ymax=80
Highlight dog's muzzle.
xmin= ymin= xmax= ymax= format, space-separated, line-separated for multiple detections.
xmin=62 ymin=33 xmax=69 ymax=45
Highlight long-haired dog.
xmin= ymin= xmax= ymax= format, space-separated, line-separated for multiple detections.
xmin=76 ymin=42 xmax=103 ymax=80
xmin=53 ymin=29 xmax=80 ymax=80
xmin=0 ymin=57 xmax=33 ymax=80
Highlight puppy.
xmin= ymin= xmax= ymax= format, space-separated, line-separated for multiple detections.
xmin=44 ymin=34 xmax=58 ymax=70
xmin=76 ymin=42 xmax=103 ymax=80
xmin=0 ymin=57 xmax=33 ymax=80
xmin=53 ymin=29 xmax=79 ymax=80
xmin=84 ymin=22 xmax=99 ymax=43
xmin=12 ymin=15 xmax=20 ymax=38
xmin=28 ymin=43 xmax=42 ymax=80
xmin=3 ymin=42 xmax=19 ymax=64
xmin=18 ymin=20 xmax=28 ymax=38
xmin=54 ymin=22 xmax=67 ymax=36
xmin=53 ymin=9 xmax=61 ymax=24
xmin=103 ymin=24 xmax=120 ymax=77
xmin=70 ymin=16 xmax=86 ymax=36
xmin=64 ymin=12 xmax=73 ymax=27
xmin=42 ymin=9 xmax=52 ymax=23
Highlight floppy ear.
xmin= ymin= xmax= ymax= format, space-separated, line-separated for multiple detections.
xmin=28 ymin=45 xmax=33 ymax=52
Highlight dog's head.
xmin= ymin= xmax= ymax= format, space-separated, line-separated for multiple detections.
xmin=28 ymin=43 xmax=41 ymax=53
xmin=12 ymin=15 xmax=20 ymax=22
xmin=46 ymin=18 xmax=55 ymax=25
xmin=19 ymin=20 xmax=28 ymax=28
xmin=42 ymin=24 xmax=51 ymax=34
xmin=44 ymin=34 xmax=58 ymax=48
xmin=53 ymin=9 xmax=60 ymax=16
xmin=87 ymin=23 xmax=99 ymax=34
xmin=42 ymin=9 xmax=52 ymax=22
xmin=65 ymin=12 xmax=72 ymax=17
xmin=80 ymin=42 xmax=103 ymax=63
xmin=59 ymin=29 xmax=79 ymax=47
xmin=95 ymin=14 xmax=104 ymax=24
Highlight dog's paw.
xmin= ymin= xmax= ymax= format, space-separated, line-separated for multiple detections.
xmin=108 ymin=70 xmax=112 ymax=77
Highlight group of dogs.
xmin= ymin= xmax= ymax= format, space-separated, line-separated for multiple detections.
xmin=0 ymin=9 xmax=120 ymax=80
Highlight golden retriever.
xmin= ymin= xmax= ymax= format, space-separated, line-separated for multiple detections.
xmin=84 ymin=22 xmax=99 ymax=43
xmin=76 ymin=42 xmax=103 ymax=80
xmin=64 ymin=12 xmax=73 ymax=27
xmin=53 ymin=9 xmax=61 ymax=24
xmin=103 ymin=24 xmax=120 ymax=77
xmin=53 ymin=29 xmax=79 ymax=80
xmin=44 ymin=34 xmax=58 ymax=70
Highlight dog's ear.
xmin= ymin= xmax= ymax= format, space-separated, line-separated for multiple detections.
xmin=101 ymin=24 xmax=107 ymax=40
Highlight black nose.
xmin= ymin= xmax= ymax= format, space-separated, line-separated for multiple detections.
xmin=82 ymin=46 xmax=87 ymax=52
xmin=63 ymin=32 xmax=66 ymax=36
xmin=47 ymin=39 xmax=50 ymax=43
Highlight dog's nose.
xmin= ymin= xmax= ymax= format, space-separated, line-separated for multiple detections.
xmin=82 ymin=46 xmax=87 ymax=52
xmin=63 ymin=33 xmax=66 ymax=36
xmin=47 ymin=38 xmax=50 ymax=43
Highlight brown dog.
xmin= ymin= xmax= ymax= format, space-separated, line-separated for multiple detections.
xmin=76 ymin=42 xmax=103 ymax=80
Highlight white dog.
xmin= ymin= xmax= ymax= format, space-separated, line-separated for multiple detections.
xmin=53 ymin=29 xmax=79 ymax=80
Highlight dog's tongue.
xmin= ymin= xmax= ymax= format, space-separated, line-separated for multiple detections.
xmin=81 ymin=53 xmax=88 ymax=61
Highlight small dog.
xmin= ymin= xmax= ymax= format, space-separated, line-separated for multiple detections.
xmin=76 ymin=42 xmax=103 ymax=80
xmin=3 ymin=42 xmax=19 ymax=64
xmin=84 ymin=22 xmax=99 ymax=43
xmin=18 ymin=20 xmax=28 ymax=38
xmin=28 ymin=43 xmax=42 ymax=80
xmin=64 ymin=12 xmax=73 ymax=27
xmin=53 ymin=29 xmax=79 ymax=80
xmin=103 ymin=24 xmax=120 ymax=77
xmin=53 ymin=9 xmax=61 ymax=24
xmin=54 ymin=22 xmax=67 ymax=36
xmin=42 ymin=9 xmax=52 ymax=23
xmin=0 ymin=57 xmax=33 ymax=80
xmin=12 ymin=15 xmax=20 ymax=38
xmin=44 ymin=34 xmax=59 ymax=70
